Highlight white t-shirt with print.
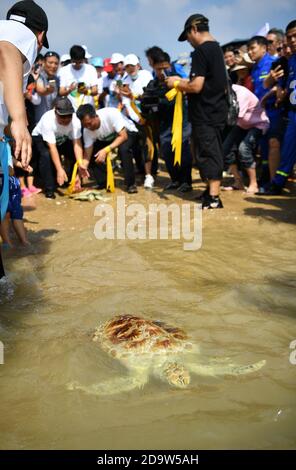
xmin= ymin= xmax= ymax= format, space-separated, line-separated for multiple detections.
xmin=59 ymin=63 xmax=98 ymax=110
xmin=123 ymin=70 xmax=153 ymax=97
xmin=96 ymin=76 xmax=104 ymax=95
xmin=102 ymin=73 xmax=128 ymax=108
xmin=32 ymin=109 xmax=82 ymax=145
xmin=122 ymin=69 xmax=153 ymax=123
xmin=0 ymin=20 xmax=37 ymax=135
xmin=83 ymin=108 xmax=137 ymax=148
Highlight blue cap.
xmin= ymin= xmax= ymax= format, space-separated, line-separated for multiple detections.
xmin=90 ymin=57 xmax=104 ymax=68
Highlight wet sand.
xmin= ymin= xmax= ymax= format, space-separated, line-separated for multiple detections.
xmin=0 ymin=168 xmax=296 ymax=450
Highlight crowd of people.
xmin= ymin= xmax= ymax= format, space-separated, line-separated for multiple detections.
xmin=0 ymin=1 xmax=295 ymax=255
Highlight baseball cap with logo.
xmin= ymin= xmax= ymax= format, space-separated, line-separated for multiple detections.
xmin=55 ymin=97 xmax=75 ymax=116
xmin=6 ymin=0 xmax=49 ymax=48
xmin=110 ymin=53 xmax=125 ymax=64
xmin=124 ymin=54 xmax=139 ymax=67
xmin=91 ymin=57 xmax=104 ymax=68
xmin=178 ymin=14 xmax=209 ymax=42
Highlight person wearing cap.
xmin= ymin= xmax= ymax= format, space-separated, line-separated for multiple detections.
xmin=166 ymin=14 xmax=228 ymax=209
xmin=76 ymin=104 xmax=139 ymax=193
xmin=59 ymin=45 xmax=98 ymax=111
xmin=0 ymin=0 xmax=49 ymax=278
xmin=60 ymin=54 xmax=71 ymax=68
xmin=230 ymin=64 xmax=253 ymax=91
xmin=101 ymin=53 xmax=126 ymax=110
xmin=100 ymin=58 xmax=115 ymax=107
xmin=90 ymin=57 xmax=105 ymax=109
xmin=110 ymin=53 xmax=125 ymax=79
xmin=150 ymin=49 xmax=193 ymax=192
xmin=120 ymin=54 xmax=155 ymax=189
xmin=35 ymin=51 xmax=60 ymax=122
xmin=32 ymin=97 xmax=83 ymax=198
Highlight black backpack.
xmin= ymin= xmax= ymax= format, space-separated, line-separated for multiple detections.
xmin=225 ymin=72 xmax=240 ymax=126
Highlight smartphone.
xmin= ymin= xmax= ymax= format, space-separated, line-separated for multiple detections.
xmin=48 ymin=79 xmax=56 ymax=89
xmin=160 ymin=70 xmax=168 ymax=81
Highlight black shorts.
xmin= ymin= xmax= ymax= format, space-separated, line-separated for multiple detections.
xmin=192 ymin=124 xmax=224 ymax=180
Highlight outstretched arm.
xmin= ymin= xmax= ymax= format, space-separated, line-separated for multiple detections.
xmin=0 ymin=41 xmax=31 ymax=167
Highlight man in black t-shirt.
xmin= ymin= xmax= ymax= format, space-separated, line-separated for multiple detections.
xmin=166 ymin=14 xmax=228 ymax=209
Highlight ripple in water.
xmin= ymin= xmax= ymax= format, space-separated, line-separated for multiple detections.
xmin=0 ymin=277 xmax=15 ymax=304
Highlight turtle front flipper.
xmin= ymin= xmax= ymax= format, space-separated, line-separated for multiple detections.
xmin=188 ymin=359 xmax=266 ymax=377
xmin=67 ymin=374 xmax=148 ymax=396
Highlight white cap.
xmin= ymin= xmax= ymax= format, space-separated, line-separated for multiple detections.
xmin=110 ymin=53 xmax=125 ymax=64
xmin=82 ymin=45 xmax=92 ymax=59
xmin=124 ymin=54 xmax=139 ymax=66
xmin=61 ymin=54 xmax=70 ymax=63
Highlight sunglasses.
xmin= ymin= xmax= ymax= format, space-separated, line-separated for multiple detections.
xmin=44 ymin=51 xmax=60 ymax=60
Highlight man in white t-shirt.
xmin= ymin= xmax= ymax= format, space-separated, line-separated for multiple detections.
xmin=102 ymin=53 xmax=126 ymax=109
xmin=77 ymin=104 xmax=140 ymax=193
xmin=32 ymin=97 xmax=83 ymax=199
xmin=0 ymin=0 xmax=49 ymax=278
xmin=59 ymin=45 xmax=98 ymax=111
xmin=120 ymin=54 xmax=155 ymax=190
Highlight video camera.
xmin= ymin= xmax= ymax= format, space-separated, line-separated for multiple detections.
xmin=140 ymin=79 xmax=168 ymax=119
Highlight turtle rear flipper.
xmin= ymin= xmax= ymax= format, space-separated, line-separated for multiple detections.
xmin=67 ymin=374 xmax=148 ymax=396
xmin=188 ymin=360 xmax=266 ymax=377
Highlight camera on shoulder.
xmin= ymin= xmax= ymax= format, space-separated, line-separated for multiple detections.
xmin=140 ymin=79 xmax=167 ymax=119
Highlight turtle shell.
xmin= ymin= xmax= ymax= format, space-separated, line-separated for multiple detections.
xmin=93 ymin=315 xmax=192 ymax=358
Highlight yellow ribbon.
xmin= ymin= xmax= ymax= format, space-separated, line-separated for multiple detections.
xmin=75 ymin=92 xmax=85 ymax=109
xmin=94 ymin=95 xmax=99 ymax=110
xmin=130 ymin=99 xmax=154 ymax=160
xmin=165 ymin=82 xmax=183 ymax=166
xmin=145 ymin=124 xmax=155 ymax=162
xmin=105 ymin=146 xmax=115 ymax=193
xmin=130 ymin=99 xmax=146 ymax=126
xmin=66 ymin=159 xmax=82 ymax=195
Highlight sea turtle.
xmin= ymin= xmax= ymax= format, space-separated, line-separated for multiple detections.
xmin=67 ymin=315 xmax=266 ymax=395
xmin=71 ymin=189 xmax=106 ymax=202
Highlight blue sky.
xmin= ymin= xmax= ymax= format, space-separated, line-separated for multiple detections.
xmin=1 ymin=0 xmax=295 ymax=65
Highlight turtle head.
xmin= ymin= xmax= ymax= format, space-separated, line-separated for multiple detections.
xmin=164 ymin=362 xmax=190 ymax=388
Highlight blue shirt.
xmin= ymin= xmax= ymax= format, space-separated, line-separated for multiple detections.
xmin=251 ymin=53 xmax=276 ymax=101
xmin=286 ymin=53 xmax=296 ymax=110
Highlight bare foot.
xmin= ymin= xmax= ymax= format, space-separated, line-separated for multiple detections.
xmin=20 ymin=240 xmax=31 ymax=247
xmin=245 ymin=185 xmax=259 ymax=194
xmin=222 ymin=180 xmax=245 ymax=191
